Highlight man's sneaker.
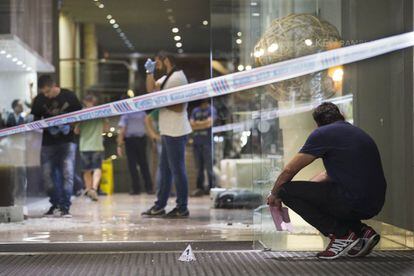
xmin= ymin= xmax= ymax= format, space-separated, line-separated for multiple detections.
xmin=348 ymin=226 xmax=380 ymax=257
xmin=317 ymin=231 xmax=360 ymax=260
xmin=43 ymin=206 xmax=59 ymax=217
xmin=60 ymin=209 xmax=72 ymax=218
xmin=86 ymin=189 xmax=99 ymax=201
xmin=163 ymin=208 xmax=189 ymax=219
xmin=141 ymin=205 xmax=166 ymax=217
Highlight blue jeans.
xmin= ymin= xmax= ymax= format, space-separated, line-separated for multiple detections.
xmin=41 ymin=143 xmax=77 ymax=210
xmin=193 ymin=143 xmax=214 ymax=190
xmin=155 ymin=135 xmax=189 ymax=211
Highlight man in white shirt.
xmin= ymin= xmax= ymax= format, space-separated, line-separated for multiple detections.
xmin=142 ymin=51 xmax=192 ymax=218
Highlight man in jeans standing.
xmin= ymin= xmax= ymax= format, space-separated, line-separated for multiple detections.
xmin=142 ymin=51 xmax=192 ymax=218
xmin=31 ymin=75 xmax=82 ymax=218
xmin=267 ymin=102 xmax=386 ymax=260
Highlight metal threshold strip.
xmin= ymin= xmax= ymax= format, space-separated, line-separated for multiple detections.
xmin=0 ymin=250 xmax=413 ymax=275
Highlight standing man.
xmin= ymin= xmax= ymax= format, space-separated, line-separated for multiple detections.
xmin=6 ymin=99 xmax=25 ymax=127
xmin=31 ymin=75 xmax=82 ymax=218
xmin=190 ymin=99 xmax=216 ymax=196
xmin=142 ymin=51 xmax=192 ymax=218
xmin=267 ymin=102 xmax=386 ymax=260
xmin=117 ymin=111 xmax=154 ymax=195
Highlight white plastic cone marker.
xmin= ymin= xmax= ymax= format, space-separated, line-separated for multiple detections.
xmin=179 ymin=245 xmax=196 ymax=262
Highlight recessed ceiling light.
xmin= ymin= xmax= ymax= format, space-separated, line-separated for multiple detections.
xmin=268 ymin=43 xmax=279 ymax=53
xmin=98 ymin=3 xmax=104 ymax=8
xmin=93 ymin=0 xmax=98 ymax=2
xmin=113 ymin=24 xmax=119 ymax=28
xmin=22 ymin=64 xmax=26 ymax=68
xmin=167 ymin=15 xmax=174 ymax=20
xmin=6 ymin=54 xmax=11 ymax=58
xmin=178 ymin=49 xmax=184 ymax=54
xmin=305 ymin=39 xmax=313 ymax=46
xmin=106 ymin=15 xmax=112 ymax=20
xmin=109 ymin=19 xmax=116 ymax=24
xmin=12 ymin=58 xmax=17 ymax=62
xmin=0 ymin=50 xmax=5 ymax=55
xmin=252 ymin=13 xmax=260 ymax=17
xmin=27 ymin=67 xmax=32 ymax=71
xmin=245 ymin=65 xmax=252 ymax=70
xmin=174 ymin=35 xmax=181 ymax=41
xmin=17 ymin=61 xmax=23 ymax=65
xmin=237 ymin=32 xmax=242 ymax=37
xmin=176 ymin=42 xmax=182 ymax=48
xmin=251 ymin=2 xmax=258 ymax=6
xmin=172 ymin=27 xmax=179 ymax=33
xmin=166 ymin=8 xmax=173 ymax=13
xmin=202 ymin=20 xmax=208 ymax=26
xmin=116 ymin=29 xmax=122 ymax=33
xmin=238 ymin=64 xmax=245 ymax=71
xmin=236 ymin=39 xmax=242 ymax=44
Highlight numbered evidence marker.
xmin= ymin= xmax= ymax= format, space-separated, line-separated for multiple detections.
xmin=178 ymin=244 xmax=196 ymax=262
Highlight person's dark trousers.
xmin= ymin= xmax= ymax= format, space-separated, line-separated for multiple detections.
xmin=41 ymin=143 xmax=77 ymax=211
xmin=278 ymin=181 xmax=374 ymax=237
xmin=125 ymin=136 xmax=153 ymax=193
xmin=155 ymin=135 xmax=189 ymax=212
xmin=193 ymin=142 xmax=214 ymax=190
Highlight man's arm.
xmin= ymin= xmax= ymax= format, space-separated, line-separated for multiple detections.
xmin=117 ymin=126 xmax=126 ymax=157
xmin=146 ymin=74 xmax=160 ymax=93
xmin=190 ymin=117 xmax=212 ymax=130
xmin=267 ymin=153 xmax=317 ymax=207
xmin=144 ymin=115 xmax=160 ymax=141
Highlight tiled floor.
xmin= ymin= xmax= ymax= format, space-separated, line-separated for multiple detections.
xmin=0 ymin=194 xmax=412 ymax=252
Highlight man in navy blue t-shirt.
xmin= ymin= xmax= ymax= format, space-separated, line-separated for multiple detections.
xmin=190 ymin=99 xmax=217 ymax=196
xmin=267 ymin=102 xmax=386 ymax=260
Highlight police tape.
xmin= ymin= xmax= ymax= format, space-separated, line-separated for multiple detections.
xmin=212 ymin=95 xmax=353 ymax=134
xmin=0 ymin=31 xmax=413 ymax=138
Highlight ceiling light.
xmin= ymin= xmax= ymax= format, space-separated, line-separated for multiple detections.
xmin=252 ymin=13 xmax=260 ymax=17
xmin=109 ymin=19 xmax=116 ymax=24
xmin=12 ymin=58 xmax=17 ymax=62
xmin=236 ymin=39 xmax=242 ymax=44
xmin=111 ymin=155 xmax=117 ymax=160
xmin=6 ymin=54 xmax=11 ymax=58
xmin=332 ymin=68 xmax=344 ymax=82
xmin=251 ymin=2 xmax=258 ymax=6
xmin=166 ymin=8 xmax=173 ymax=13
xmin=174 ymin=35 xmax=181 ymax=41
xmin=268 ymin=43 xmax=279 ymax=53
xmin=238 ymin=64 xmax=245 ymax=71
xmin=107 ymin=132 xmax=113 ymax=138
xmin=178 ymin=49 xmax=184 ymax=54
xmin=0 ymin=50 xmax=5 ymax=55
xmin=305 ymin=39 xmax=313 ymax=46
xmin=106 ymin=15 xmax=112 ymax=20
xmin=93 ymin=0 xmax=98 ymax=2
xmin=202 ymin=20 xmax=209 ymax=26
xmin=22 ymin=64 xmax=26 ymax=68
xmin=172 ymin=27 xmax=179 ymax=33
xmin=17 ymin=61 xmax=23 ymax=65
xmin=237 ymin=32 xmax=242 ymax=37
xmin=116 ymin=28 xmax=122 ymax=33
xmin=245 ymin=65 xmax=252 ymax=70
xmin=113 ymin=24 xmax=119 ymax=28
xmin=176 ymin=42 xmax=182 ymax=48
xmin=98 ymin=3 xmax=104 ymax=8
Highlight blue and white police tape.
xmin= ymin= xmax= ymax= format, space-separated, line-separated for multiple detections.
xmin=1 ymin=31 xmax=413 ymax=138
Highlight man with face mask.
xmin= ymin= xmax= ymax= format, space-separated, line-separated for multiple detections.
xmin=31 ymin=75 xmax=82 ymax=218
xmin=142 ymin=51 xmax=192 ymax=218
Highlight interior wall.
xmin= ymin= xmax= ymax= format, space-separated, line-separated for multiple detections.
xmin=342 ymin=0 xmax=414 ymax=231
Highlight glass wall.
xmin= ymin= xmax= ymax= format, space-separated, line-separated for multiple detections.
xmin=211 ymin=0 xmax=413 ymax=250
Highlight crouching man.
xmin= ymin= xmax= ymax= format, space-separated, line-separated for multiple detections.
xmin=267 ymin=102 xmax=386 ymax=260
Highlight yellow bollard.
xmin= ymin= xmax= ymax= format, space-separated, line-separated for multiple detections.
xmin=100 ymin=158 xmax=114 ymax=195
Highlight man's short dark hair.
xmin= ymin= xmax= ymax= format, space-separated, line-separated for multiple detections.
xmin=156 ymin=51 xmax=176 ymax=65
xmin=11 ymin=99 xmax=20 ymax=109
xmin=38 ymin=75 xmax=55 ymax=89
xmin=312 ymin=102 xmax=345 ymax=127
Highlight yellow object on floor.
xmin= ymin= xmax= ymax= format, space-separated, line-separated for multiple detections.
xmin=100 ymin=159 xmax=114 ymax=195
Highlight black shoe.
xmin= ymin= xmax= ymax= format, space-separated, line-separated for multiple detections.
xmin=141 ymin=205 xmax=166 ymax=217
xmin=164 ymin=208 xmax=189 ymax=219
xmin=60 ymin=209 xmax=72 ymax=218
xmin=44 ymin=205 xmax=59 ymax=217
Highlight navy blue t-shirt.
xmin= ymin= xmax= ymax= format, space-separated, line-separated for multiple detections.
xmin=300 ymin=121 xmax=386 ymax=214
xmin=191 ymin=106 xmax=216 ymax=145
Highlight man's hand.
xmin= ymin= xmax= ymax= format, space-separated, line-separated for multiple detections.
xmin=117 ymin=146 xmax=124 ymax=157
xmin=144 ymin=59 xmax=156 ymax=74
xmin=267 ymin=193 xmax=282 ymax=209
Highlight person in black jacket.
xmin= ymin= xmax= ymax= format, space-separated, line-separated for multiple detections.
xmin=31 ymin=75 xmax=82 ymax=218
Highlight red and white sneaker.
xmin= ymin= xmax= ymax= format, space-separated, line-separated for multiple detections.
xmin=348 ymin=226 xmax=380 ymax=258
xmin=317 ymin=231 xmax=360 ymax=260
